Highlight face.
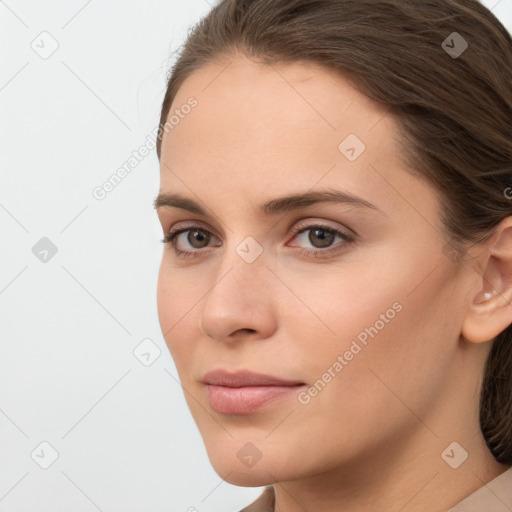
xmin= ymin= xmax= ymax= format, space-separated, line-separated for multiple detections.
xmin=156 ymin=54 xmax=476 ymax=486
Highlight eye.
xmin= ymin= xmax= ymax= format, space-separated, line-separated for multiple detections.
xmin=287 ymin=222 xmax=355 ymax=258
xmin=161 ymin=223 xmax=220 ymax=258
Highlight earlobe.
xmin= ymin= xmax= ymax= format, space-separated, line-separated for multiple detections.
xmin=462 ymin=293 xmax=511 ymax=344
xmin=474 ymin=288 xmax=498 ymax=304
xmin=461 ymin=217 xmax=512 ymax=344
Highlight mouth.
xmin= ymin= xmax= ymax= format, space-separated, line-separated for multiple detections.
xmin=202 ymin=369 xmax=306 ymax=415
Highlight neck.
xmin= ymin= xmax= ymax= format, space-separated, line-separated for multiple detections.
xmin=273 ymin=427 xmax=509 ymax=512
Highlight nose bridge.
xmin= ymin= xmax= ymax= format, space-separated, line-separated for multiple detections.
xmin=198 ymin=236 xmax=275 ymax=339
xmin=220 ymin=226 xmax=268 ymax=276
xmin=206 ymin=238 xmax=267 ymax=306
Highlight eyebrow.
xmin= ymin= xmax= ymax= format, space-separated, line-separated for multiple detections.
xmin=153 ymin=189 xmax=380 ymax=217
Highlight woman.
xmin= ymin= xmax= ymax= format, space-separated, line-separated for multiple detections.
xmin=153 ymin=1 xmax=512 ymax=510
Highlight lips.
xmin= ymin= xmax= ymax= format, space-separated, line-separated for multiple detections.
xmin=202 ymin=369 xmax=305 ymax=387
xmin=202 ymin=369 xmax=306 ymax=415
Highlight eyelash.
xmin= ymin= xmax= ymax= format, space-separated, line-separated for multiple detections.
xmin=161 ymin=222 xmax=355 ymax=260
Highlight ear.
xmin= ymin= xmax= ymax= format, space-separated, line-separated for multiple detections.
xmin=462 ymin=216 xmax=512 ymax=344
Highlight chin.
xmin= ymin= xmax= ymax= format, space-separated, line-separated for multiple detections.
xmin=203 ymin=439 xmax=294 ymax=487
xmin=215 ymin=467 xmax=276 ymax=487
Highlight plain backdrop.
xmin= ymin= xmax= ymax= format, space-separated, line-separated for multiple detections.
xmin=0 ymin=1 xmax=511 ymax=511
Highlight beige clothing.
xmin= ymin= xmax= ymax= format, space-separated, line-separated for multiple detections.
xmin=240 ymin=466 xmax=512 ymax=512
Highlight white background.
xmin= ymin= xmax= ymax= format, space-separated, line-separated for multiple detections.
xmin=0 ymin=1 xmax=511 ymax=511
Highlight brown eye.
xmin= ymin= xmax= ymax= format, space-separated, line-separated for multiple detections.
xmin=287 ymin=222 xmax=356 ymax=259
xmin=186 ymin=229 xmax=211 ymax=249
xmin=307 ymin=227 xmax=336 ymax=248
xmin=161 ymin=225 xmax=221 ymax=257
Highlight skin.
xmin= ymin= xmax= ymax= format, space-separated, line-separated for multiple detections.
xmin=155 ymin=54 xmax=512 ymax=512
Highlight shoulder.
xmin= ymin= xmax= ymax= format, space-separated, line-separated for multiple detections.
xmin=447 ymin=466 xmax=512 ymax=511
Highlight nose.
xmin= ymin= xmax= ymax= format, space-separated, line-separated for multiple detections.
xmin=198 ymin=247 xmax=278 ymax=343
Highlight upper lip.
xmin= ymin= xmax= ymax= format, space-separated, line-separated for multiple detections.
xmin=202 ymin=369 xmax=305 ymax=387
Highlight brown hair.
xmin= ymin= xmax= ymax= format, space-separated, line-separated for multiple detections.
xmin=156 ymin=0 xmax=512 ymax=464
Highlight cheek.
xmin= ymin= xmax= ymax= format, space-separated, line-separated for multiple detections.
xmin=270 ymin=278 xmax=455 ymax=476
xmin=156 ymin=261 xmax=174 ymax=337
xmin=307 ymin=260 xmax=458 ymax=428
xmin=156 ymin=259 xmax=199 ymax=365
xmin=293 ymin=241 xmax=456 ymax=389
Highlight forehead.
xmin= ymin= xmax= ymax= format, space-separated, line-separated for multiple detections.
xmin=166 ymin=54 xmax=392 ymax=150
xmin=158 ymin=54 xmax=438 ymax=222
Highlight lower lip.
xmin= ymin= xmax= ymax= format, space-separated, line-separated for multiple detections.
xmin=206 ymin=384 xmax=304 ymax=414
